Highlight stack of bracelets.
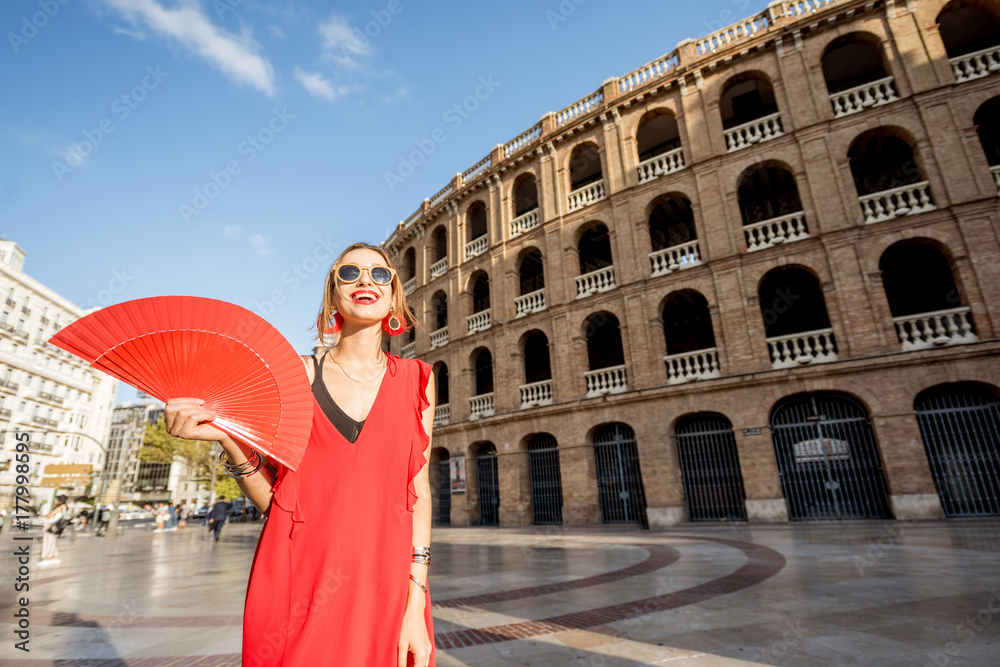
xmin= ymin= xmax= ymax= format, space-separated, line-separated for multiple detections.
xmin=409 ymin=546 xmax=431 ymax=593
xmin=220 ymin=449 xmax=263 ymax=479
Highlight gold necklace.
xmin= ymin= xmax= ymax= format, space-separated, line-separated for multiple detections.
xmin=331 ymin=351 xmax=386 ymax=383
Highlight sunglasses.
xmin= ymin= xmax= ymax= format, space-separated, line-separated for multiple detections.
xmin=335 ymin=263 xmax=396 ymax=285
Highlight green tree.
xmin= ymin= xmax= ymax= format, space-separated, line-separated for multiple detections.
xmin=141 ymin=417 xmax=215 ymax=483
xmin=213 ymin=476 xmax=241 ymax=500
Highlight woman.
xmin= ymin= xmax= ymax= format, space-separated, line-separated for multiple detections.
xmin=41 ymin=494 xmax=68 ymax=566
xmin=165 ymin=242 xmax=436 ymax=667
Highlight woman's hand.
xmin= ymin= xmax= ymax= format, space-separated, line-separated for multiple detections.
xmin=164 ymin=398 xmax=230 ymax=443
xmin=397 ymin=606 xmax=431 ymax=667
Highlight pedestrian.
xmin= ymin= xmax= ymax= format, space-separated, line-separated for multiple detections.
xmin=178 ymin=505 xmax=187 ymax=529
xmin=207 ymin=496 xmax=230 ymax=542
xmin=154 ymin=503 xmax=167 ymax=531
xmin=75 ymin=508 xmax=89 ymax=531
xmin=165 ymin=243 xmax=436 ymax=666
xmin=168 ymin=503 xmax=178 ymax=530
xmin=94 ymin=504 xmax=111 ymax=537
xmin=41 ymin=494 xmax=69 ymax=566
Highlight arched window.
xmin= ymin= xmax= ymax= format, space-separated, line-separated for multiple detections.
xmin=467 ymin=272 xmax=491 ymax=334
xmin=822 ymin=34 xmax=898 ymax=116
xmin=576 ymin=224 xmax=616 ymax=299
xmin=433 ymin=362 xmax=449 ymax=406
xmin=880 ymin=240 xmax=977 ymax=350
xmin=720 ymin=73 xmax=783 ymax=151
xmin=849 ymin=129 xmax=935 ymax=223
xmin=676 ymin=413 xmax=747 ymax=521
xmin=737 ymin=164 xmax=808 ymax=251
xmin=513 ymin=174 xmax=539 ymax=217
xmin=937 ymin=1 xmax=1000 ymax=59
xmin=431 ymin=291 xmax=448 ymax=330
xmin=662 ymin=291 xmax=719 ymax=384
xmin=583 ymin=311 xmax=627 ymax=397
xmin=758 ymin=267 xmax=838 ymax=368
xmin=474 ymin=349 xmax=493 ymax=396
xmin=636 ymin=110 xmax=683 ymax=180
xmin=593 ymin=423 xmax=648 ymax=527
xmin=520 ymin=330 xmax=552 ymax=408
xmin=974 ymin=97 xmax=1000 ymax=167
xmin=519 ymin=249 xmax=545 ymax=295
xmin=432 ymin=226 xmax=447 ymax=261
xmin=569 ymin=142 xmax=602 ymax=190
xmin=467 ymin=202 xmax=487 ymax=241
xmin=528 ymin=434 xmax=563 ymax=524
xmin=402 ymin=247 xmax=416 ymax=282
xmin=648 ymin=195 xmax=701 ymax=276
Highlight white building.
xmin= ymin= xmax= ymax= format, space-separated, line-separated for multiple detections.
xmin=0 ymin=238 xmax=118 ymax=508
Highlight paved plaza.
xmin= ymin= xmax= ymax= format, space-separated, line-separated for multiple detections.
xmin=1 ymin=519 xmax=999 ymax=665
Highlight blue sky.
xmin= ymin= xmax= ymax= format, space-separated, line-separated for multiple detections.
xmin=2 ymin=0 xmax=761 ymax=403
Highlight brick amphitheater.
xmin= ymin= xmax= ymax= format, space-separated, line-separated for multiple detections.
xmin=381 ymin=0 xmax=1000 ymax=528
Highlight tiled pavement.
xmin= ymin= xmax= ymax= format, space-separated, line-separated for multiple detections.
xmin=1 ymin=519 xmax=999 ymax=665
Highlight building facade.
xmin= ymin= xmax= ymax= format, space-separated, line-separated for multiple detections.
xmin=383 ymin=0 xmax=1000 ymax=528
xmin=0 ymin=239 xmax=118 ymax=508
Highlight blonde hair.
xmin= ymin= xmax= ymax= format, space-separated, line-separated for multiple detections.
xmin=314 ymin=242 xmax=418 ymax=342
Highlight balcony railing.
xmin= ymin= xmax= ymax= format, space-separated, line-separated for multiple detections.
xmin=469 ymin=393 xmax=495 ymax=420
xmin=21 ymin=307 xmax=31 ymax=316
xmin=950 ymin=44 xmax=1000 ymax=84
xmin=992 ymin=165 xmax=1000 ymax=196
xmin=433 ymin=404 xmax=450 ymax=427
xmin=725 ymin=112 xmax=784 ymax=153
xmin=859 ymin=181 xmax=935 ymax=224
xmin=649 ymin=240 xmax=701 ymax=277
xmin=429 ymin=257 xmax=449 ymax=280
xmin=585 ymin=365 xmax=628 ymax=398
xmin=664 ymin=348 xmax=720 ymax=385
xmin=744 ymin=211 xmax=809 ymax=252
xmin=465 ymin=235 xmax=488 ymax=260
xmin=12 ymin=329 xmax=27 ymax=340
xmin=893 ymin=307 xmax=978 ymax=351
xmin=0 ymin=408 xmax=11 ymax=419
xmin=830 ymin=76 xmax=899 ymax=118
xmin=4 ymin=298 xmax=13 ymax=307
xmin=429 ymin=327 xmax=449 ymax=350
xmin=40 ymin=316 xmax=49 ymax=325
xmin=29 ymin=442 xmax=54 ymax=453
xmin=567 ymin=179 xmax=606 ymax=212
xmin=401 ymin=342 xmax=416 ymax=359
xmin=466 ymin=309 xmax=491 ymax=335
xmin=519 ymin=379 xmax=553 ymax=409
xmin=510 ymin=209 xmax=540 ymax=237
xmin=767 ymin=328 xmax=838 ymax=370
xmin=403 ymin=278 xmax=416 ymax=295
xmin=514 ymin=289 xmax=547 ymax=318
xmin=0 ymin=323 xmax=14 ymax=335
xmin=636 ymin=147 xmax=685 ymax=184
xmin=0 ymin=380 xmax=19 ymax=392
xmin=575 ymin=265 xmax=616 ymax=299
xmin=37 ymin=391 xmax=64 ymax=405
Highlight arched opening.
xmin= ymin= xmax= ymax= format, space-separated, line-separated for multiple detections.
xmin=435 ymin=449 xmax=451 ymax=525
xmin=569 ymin=142 xmax=603 ymax=190
xmin=584 ymin=311 xmax=624 ymax=371
xmin=676 ymin=413 xmax=748 ymax=521
xmin=523 ymin=331 xmax=552 ymax=384
xmin=880 ymin=240 xmax=977 ymax=349
xmin=432 ymin=226 xmax=447 ymax=262
xmin=402 ymin=247 xmax=416 ymax=282
xmin=662 ymin=290 xmax=720 ymax=384
xmin=849 ymin=129 xmax=935 ymax=222
xmin=475 ymin=442 xmax=500 ymax=526
xmin=737 ymin=164 xmax=808 ymax=251
xmin=720 ymin=73 xmax=778 ymax=129
xmin=937 ymin=1 xmax=1000 ymax=58
xmin=649 ymin=195 xmax=697 ymax=250
xmin=758 ymin=267 xmax=838 ymax=368
xmin=578 ymin=224 xmax=613 ymax=274
xmin=821 ymin=34 xmax=890 ymax=93
xmin=974 ymin=97 xmax=1000 ymax=167
xmin=471 ymin=273 xmax=490 ymax=314
xmin=593 ymin=423 xmax=648 ymax=527
xmin=636 ymin=110 xmax=681 ymax=162
xmin=474 ymin=348 xmax=493 ymax=396
xmin=770 ymin=392 xmax=892 ymax=520
xmin=467 ymin=201 xmax=488 ymax=241
xmin=513 ymin=174 xmax=539 ymax=217
xmin=528 ymin=434 xmax=564 ymax=524
xmin=433 ymin=361 xmax=449 ymax=407
xmin=915 ymin=382 xmax=1000 ymax=516
xmin=519 ymin=249 xmax=545 ymax=295
xmin=431 ymin=291 xmax=448 ymax=331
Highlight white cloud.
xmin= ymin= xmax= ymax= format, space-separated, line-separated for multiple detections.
xmin=250 ymin=234 xmax=273 ymax=256
xmin=269 ymin=25 xmax=285 ymax=39
xmin=293 ymin=66 xmax=336 ymax=100
xmin=318 ymin=14 xmax=371 ymax=70
xmin=221 ymin=225 xmax=272 ymax=255
xmin=222 ymin=224 xmax=243 ymax=237
xmin=102 ymin=0 xmax=276 ymax=96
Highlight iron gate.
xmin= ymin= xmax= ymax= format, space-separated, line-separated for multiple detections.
xmin=528 ymin=434 xmax=564 ymax=524
xmin=771 ymin=393 xmax=891 ymax=520
xmin=594 ymin=424 xmax=649 ymax=527
xmin=477 ymin=443 xmax=500 ymax=526
xmin=915 ymin=383 xmax=1000 ymax=517
xmin=436 ymin=458 xmax=451 ymax=525
xmin=676 ymin=413 xmax=748 ymax=521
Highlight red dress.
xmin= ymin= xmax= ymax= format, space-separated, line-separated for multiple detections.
xmin=242 ymin=355 xmax=436 ymax=666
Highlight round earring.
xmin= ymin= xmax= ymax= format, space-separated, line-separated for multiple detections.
xmin=382 ymin=312 xmax=406 ymax=336
xmin=323 ymin=311 xmax=344 ymax=335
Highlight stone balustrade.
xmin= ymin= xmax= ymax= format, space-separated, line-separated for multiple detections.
xmin=830 ymin=76 xmax=899 ymax=117
xmin=893 ymin=307 xmax=978 ymax=351
xmin=636 ymin=147 xmax=685 ymax=184
xmin=401 ymin=342 xmax=415 ymax=359
xmin=744 ymin=211 xmax=809 ymax=252
xmin=519 ymin=379 xmax=553 ymax=409
xmin=725 ymin=112 xmax=784 ymax=153
xmin=429 ymin=326 xmax=448 ymax=350
xmin=466 ymin=309 xmax=491 ymax=335
xmin=514 ymin=289 xmax=546 ymax=318
xmin=434 ymin=404 xmax=450 ymax=427
xmin=469 ymin=393 xmax=495 ymax=420
xmin=663 ymin=348 xmax=720 ymax=385
xmin=403 ymin=277 xmax=416 ymax=295
xmin=510 ymin=209 xmax=540 ymax=237
xmin=465 ymin=235 xmax=488 ymax=260
xmin=859 ymin=181 xmax=935 ymax=224
xmin=429 ymin=257 xmax=448 ymax=280
xmin=992 ymin=165 xmax=1000 ymax=196
xmin=567 ymin=179 xmax=606 ymax=212
xmin=767 ymin=329 xmax=838 ymax=370
xmin=575 ymin=265 xmax=616 ymax=299
xmin=950 ymin=44 xmax=1000 ymax=83
xmin=649 ymin=241 xmax=701 ymax=277
xmin=584 ymin=365 xmax=628 ymax=398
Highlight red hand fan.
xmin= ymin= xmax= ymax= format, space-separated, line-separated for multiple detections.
xmin=49 ymin=296 xmax=313 ymax=470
